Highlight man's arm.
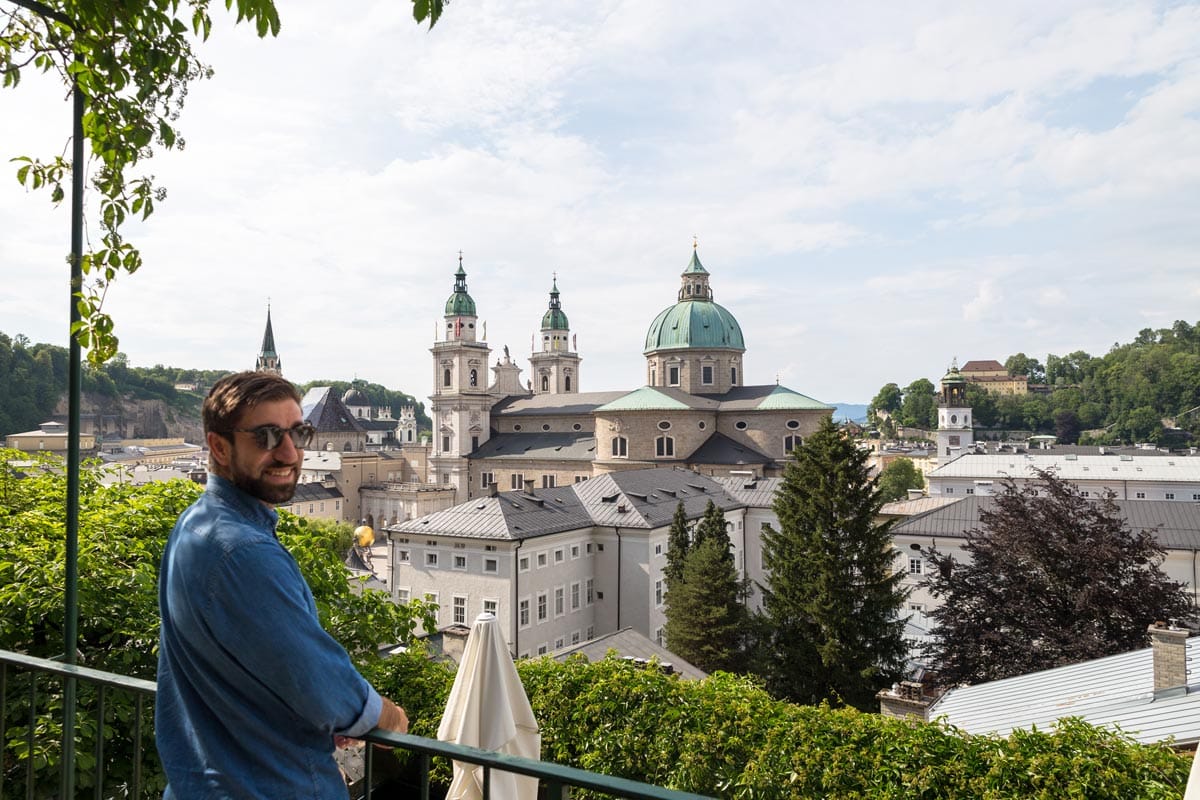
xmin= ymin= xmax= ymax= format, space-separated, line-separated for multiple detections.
xmin=377 ymin=697 xmax=409 ymax=734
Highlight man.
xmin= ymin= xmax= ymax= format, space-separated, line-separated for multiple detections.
xmin=156 ymin=371 xmax=408 ymax=798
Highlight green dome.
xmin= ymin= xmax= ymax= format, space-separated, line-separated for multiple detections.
xmin=445 ymin=263 xmax=476 ymax=316
xmin=643 ymin=299 xmax=745 ymax=353
xmin=941 ymin=360 xmax=965 ymax=384
xmin=541 ymin=277 xmax=569 ymax=330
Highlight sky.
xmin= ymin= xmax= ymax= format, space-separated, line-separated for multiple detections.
xmin=2 ymin=1 xmax=1200 ymax=405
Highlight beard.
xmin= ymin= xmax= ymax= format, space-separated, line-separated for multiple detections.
xmin=230 ymin=460 xmax=299 ymax=505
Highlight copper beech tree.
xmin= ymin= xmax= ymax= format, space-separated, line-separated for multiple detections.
xmin=923 ymin=468 xmax=1192 ymax=686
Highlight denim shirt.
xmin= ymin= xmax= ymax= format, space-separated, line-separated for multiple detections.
xmin=156 ymin=475 xmax=382 ymax=799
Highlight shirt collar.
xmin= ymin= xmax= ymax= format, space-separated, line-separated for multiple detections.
xmin=206 ymin=474 xmax=280 ymax=533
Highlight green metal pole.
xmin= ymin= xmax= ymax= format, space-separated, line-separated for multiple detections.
xmin=61 ymin=39 xmax=85 ymax=800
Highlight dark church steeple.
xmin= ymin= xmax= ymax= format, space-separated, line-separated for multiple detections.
xmin=256 ymin=304 xmax=282 ymax=375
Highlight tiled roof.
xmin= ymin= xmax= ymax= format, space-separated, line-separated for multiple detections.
xmin=930 ymin=453 xmax=1200 ymax=483
xmin=892 ymin=495 xmax=1200 ymax=550
xmin=472 ymin=432 xmax=596 ymax=461
xmin=551 ymin=627 xmax=708 ymax=681
xmin=959 ymin=360 xmax=1006 ymax=372
xmin=301 ymin=387 xmax=366 ymax=434
xmin=928 ymin=636 xmax=1200 ymax=746
xmin=686 ymin=432 xmax=772 ymax=465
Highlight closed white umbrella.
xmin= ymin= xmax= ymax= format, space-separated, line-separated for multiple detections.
xmin=437 ymin=612 xmax=541 ymax=800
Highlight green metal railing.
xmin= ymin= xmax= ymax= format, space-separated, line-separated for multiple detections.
xmin=1 ymin=649 xmax=715 ymax=800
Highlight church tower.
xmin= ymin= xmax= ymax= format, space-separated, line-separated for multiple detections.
xmin=256 ymin=304 xmax=282 ymax=375
xmin=937 ymin=359 xmax=974 ymax=464
xmin=429 ymin=255 xmax=492 ymax=501
xmin=528 ymin=276 xmax=581 ymax=395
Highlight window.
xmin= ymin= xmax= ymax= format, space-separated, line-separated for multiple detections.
xmin=657 ymin=420 xmax=672 ymax=431
xmin=396 ymin=588 xmax=410 ymax=603
xmin=471 ymin=435 xmax=479 ymax=451
xmin=908 ymin=558 xmax=923 ymax=575
xmin=586 ymin=543 xmax=593 ymax=555
xmin=945 ymin=487 xmax=955 ymax=494
xmin=966 ymin=487 xmax=975 ymax=495
xmin=654 ymin=543 xmax=663 ymax=556
xmin=554 ymin=637 xmax=564 ymax=650
xmin=511 ymin=473 xmax=525 ymax=490
xmin=784 ymin=435 xmax=801 ymax=452
xmin=565 ymin=376 xmax=572 ymax=391
xmin=655 ymin=580 xmax=663 ymax=606
xmin=1194 ymin=494 xmax=1200 ymax=501
xmin=541 ymin=424 xmax=550 ymax=431
xmin=443 ymin=368 xmax=451 ymax=387
xmin=537 ymin=592 xmax=548 ymax=621
xmin=554 ymin=548 xmax=564 ymax=563
xmin=537 ymin=552 xmax=547 ymax=567
xmin=398 ymin=549 xmax=411 ymax=564
xmin=612 ymin=436 xmax=628 ymax=457
xmin=909 ymin=603 xmax=926 ymax=613
xmin=453 ymin=596 xmax=467 ymax=624
xmin=519 ymin=555 xmax=530 ymax=572
xmin=453 ymin=554 xmax=467 ymax=570
xmin=570 ymin=544 xmax=580 ymax=559
xmin=425 ymin=591 xmax=439 ymax=607
xmin=1136 ymin=491 xmax=1146 ymax=499
xmin=586 ymin=625 xmax=595 ymax=640
xmin=571 ymin=631 xmax=580 ymax=645
xmin=656 ymin=627 xmax=665 ymax=646
xmin=731 ymin=366 xmax=738 ymax=384
xmin=537 ymin=645 xmax=547 ymax=656
xmin=426 ymin=552 xmax=439 ymax=567
xmin=735 ymin=420 xmax=747 ymax=430
xmin=668 ymin=365 xmax=680 ymax=386
xmin=655 ymin=436 xmax=675 ymax=457
xmin=586 ymin=579 xmax=594 ymax=604
xmin=541 ymin=375 xmax=549 ymax=391
xmin=484 ymin=557 xmax=498 ymax=573
xmin=481 ymin=471 xmax=495 ymax=489
xmin=469 ymin=369 xmax=477 ymax=387
xmin=554 ymin=587 xmax=565 ymax=615
xmin=702 ymin=365 xmax=713 ymax=384
xmin=542 ymin=474 xmax=557 ymax=488
xmin=572 ymin=422 xmax=582 ymax=431
xmin=786 ymin=419 xmax=800 ymax=430
xmin=1081 ymin=491 xmax=1090 ymax=498
xmin=1167 ymin=492 xmax=1176 ymax=500
xmin=571 ymin=582 xmax=580 ymax=610
xmin=483 ymin=599 xmax=498 ymax=615
xmin=519 ymin=599 xmax=530 ymax=627
xmin=442 ymin=435 xmax=450 ymax=453
xmin=575 ymin=475 xmax=588 ymax=483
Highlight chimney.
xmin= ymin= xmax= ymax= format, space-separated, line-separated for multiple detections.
xmin=523 ymin=478 xmax=535 ymax=493
xmin=876 ymin=681 xmax=933 ymax=721
xmin=906 ymin=488 xmax=925 ymax=501
xmin=487 ymin=482 xmax=498 ymax=498
xmin=1149 ymin=620 xmax=1190 ymax=698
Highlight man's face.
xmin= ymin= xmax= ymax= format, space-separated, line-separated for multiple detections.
xmin=211 ymin=398 xmax=305 ymax=506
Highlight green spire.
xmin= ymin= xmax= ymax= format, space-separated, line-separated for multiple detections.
xmin=444 ymin=252 xmax=477 ymax=316
xmin=541 ymin=274 xmax=569 ymax=331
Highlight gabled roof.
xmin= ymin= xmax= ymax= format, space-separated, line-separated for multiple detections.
xmin=686 ymin=432 xmax=772 ymax=465
xmin=929 ymin=453 xmax=1200 ymax=483
xmin=714 ymin=475 xmax=783 ymax=508
xmin=892 ymin=495 xmax=1200 ymax=551
xmin=301 ymin=387 xmax=366 ymax=434
xmin=471 ymin=432 xmax=596 ymax=461
xmin=698 ymin=384 xmax=835 ymax=412
xmin=928 ymin=636 xmax=1200 ymax=746
xmin=551 ymin=627 xmax=708 ymax=681
xmin=289 ymin=482 xmax=344 ymax=503
xmin=959 ymin=359 xmax=1006 ymax=372
xmin=391 ymin=467 xmax=745 ymax=540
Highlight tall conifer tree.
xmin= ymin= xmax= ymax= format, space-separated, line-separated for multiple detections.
xmin=664 ymin=500 xmax=749 ymax=673
xmin=757 ymin=417 xmax=908 ymax=709
xmin=664 ymin=500 xmax=691 ymax=585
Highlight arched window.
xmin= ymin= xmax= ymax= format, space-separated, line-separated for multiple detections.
xmin=565 ymin=375 xmax=571 ymax=391
xmin=541 ymin=375 xmax=549 ymax=392
xmin=784 ymin=435 xmax=802 ymax=452
xmin=443 ymin=369 xmax=451 ymax=387
xmin=612 ymin=437 xmax=628 ymax=458
xmin=469 ymin=369 xmax=478 ymax=387
xmin=731 ymin=367 xmax=738 ymax=385
xmin=655 ymin=436 xmax=675 ymax=457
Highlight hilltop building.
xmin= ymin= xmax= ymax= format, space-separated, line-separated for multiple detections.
xmin=957 ymin=359 xmax=1026 ymax=395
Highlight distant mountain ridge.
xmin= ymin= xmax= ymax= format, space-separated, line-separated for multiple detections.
xmin=832 ymin=403 xmax=869 ymax=424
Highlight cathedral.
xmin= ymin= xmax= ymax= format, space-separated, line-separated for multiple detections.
xmin=429 ymin=246 xmax=835 ymax=502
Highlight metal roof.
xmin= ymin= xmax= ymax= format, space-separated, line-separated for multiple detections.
xmin=687 ymin=432 xmax=772 ymax=465
xmin=301 ymin=387 xmax=366 ymax=434
xmin=714 ymin=475 xmax=784 ymax=508
xmin=490 ymin=391 xmax=627 ymax=417
xmin=471 ymin=432 xmax=596 ymax=461
xmin=391 ymin=468 xmax=745 ymax=540
xmin=551 ymin=627 xmax=708 ymax=681
xmin=594 ymin=386 xmax=710 ymax=412
xmin=930 ymin=453 xmax=1200 ymax=483
xmin=892 ymin=496 xmax=1200 ymax=551
xmin=928 ymin=637 xmax=1200 ymax=746
xmin=698 ymin=384 xmax=835 ymax=412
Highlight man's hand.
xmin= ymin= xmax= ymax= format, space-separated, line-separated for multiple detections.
xmin=378 ymin=697 xmax=409 ymax=734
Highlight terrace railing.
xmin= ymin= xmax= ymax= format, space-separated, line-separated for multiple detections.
xmin=1 ymin=649 xmax=714 ymax=800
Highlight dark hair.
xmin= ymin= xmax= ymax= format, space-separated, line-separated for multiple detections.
xmin=203 ymin=371 xmax=303 ymax=437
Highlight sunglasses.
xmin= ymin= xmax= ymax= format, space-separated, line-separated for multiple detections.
xmin=232 ymin=423 xmax=316 ymax=451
